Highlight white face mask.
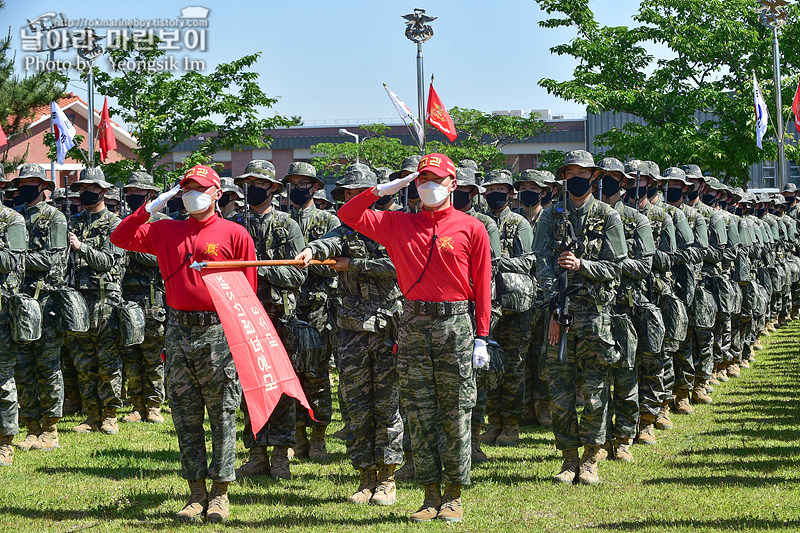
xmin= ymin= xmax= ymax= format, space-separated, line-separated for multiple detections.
xmin=417 ymin=180 xmax=450 ymax=207
xmin=182 ymin=189 xmax=215 ymax=214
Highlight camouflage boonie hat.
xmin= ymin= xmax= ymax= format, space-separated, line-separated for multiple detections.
xmin=373 ymin=167 xmax=393 ymax=184
xmin=597 ymin=157 xmax=632 ymax=184
xmin=313 ymin=189 xmax=333 ymax=206
xmin=456 ymin=167 xmax=484 ymax=193
xmin=70 ymin=167 xmax=114 ymax=191
xmin=782 ymin=182 xmax=797 ymax=193
xmin=68 ymin=189 xmax=80 ymax=199
xmin=15 ymin=163 xmax=55 ymax=190
xmin=390 ymin=155 xmax=422 ymax=179
xmin=459 ymin=159 xmax=483 ymax=178
xmin=52 ymin=187 xmax=67 ymax=201
xmin=556 ymin=150 xmax=597 ymax=179
xmin=773 ymin=194 xmax=785 ymax=205
xmin=661 ymin=167 xmax=690 ymax=185
xmin=680 ymin=164 xmax=703 ymax=179
xmin=624 ymin=159 xmax=647 ymax=177
xmin=331 ymin=163 xmax=378 ymax=202
xmin=234 ymin=160 xmax=281 ymax=188
xmin=124 ymin=171 xmax=159 ymax=192
xmin=104 ymin=187 xmax=120 ymax=202
xmin=757 ymin=192 xmax=772 ymax=204
xmin=645 ymin=161 xmax=661 ymax=181
xmin=514 ymin=169 xmax=549 ymax=190
xmin=220 ymin=177 xmax=244 ymax=199
xmin=728 ymin=187 xmax=743 ymax=203
xmin=282 ymin=161 xmax=323 ymax=186
xmin=706 ymin=177 xmax=725 ymax=192
xmin=482 ymin=169 xmax=514 ymax=188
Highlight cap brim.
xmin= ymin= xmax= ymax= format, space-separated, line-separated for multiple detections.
xmin=418 ymin=166 xmax=452 ymax=178
xmin=70 ymin=179 xmax=114 ymax=191
xmin=180 ymin=176 xmax=220 ymax=189
xmin=13 ymin=176 xmax=55 ymax=190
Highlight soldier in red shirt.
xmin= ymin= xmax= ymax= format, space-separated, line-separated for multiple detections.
xmin=111 ymin=165 xmax=256 ymax=524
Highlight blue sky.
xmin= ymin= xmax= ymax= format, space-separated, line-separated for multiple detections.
xmin=4 ymin=0 xmax=643 ymax=124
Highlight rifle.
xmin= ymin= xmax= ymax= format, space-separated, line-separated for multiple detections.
xmin=552 ymin=181 xmax=576 ymax=364
xmin=66 ymin=207 xmax=77 ymax=289
xmin=243 ymin=182 xmax=252 ymax=232
xmin=118 ymin=185 xmax=128 ymax=219
xmin=190 ymin=259 xmax=336 ymax=271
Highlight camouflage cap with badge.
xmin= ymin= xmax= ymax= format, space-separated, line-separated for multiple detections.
xmin=234 ymin=160 xmax=282 ymax=190
xmin=124 ymin=171 xmax=160 ymax=193
xmin=555 ymin=150 xmax=598 ymax=179
xmin=15 ymin=163 xmax=55 ymax=190
xmin=313 ymin=188 xmax=333 ymax=207
xmin=482 ymin=168 xmax=514 ymax=187
xmin=514 ymin=169 xmax=550 ymax=190
xmin=69 ymin=167 xmax=114 ymax=191
xmin=456 ymin=167 xmax=484 ymax=193
xmin=282 ymin=161 xmax=323 ymax=186
xmin=331 ymin=163 xmax=378 ymax=202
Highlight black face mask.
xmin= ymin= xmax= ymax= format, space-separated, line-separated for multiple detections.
xmin=666 ymin=188 xmax=684 ymax=203
xmin=3 ymin=199 xmax=15 ymax=209
xmin=126 ymin=193 xmax=147 ymax=211
xmin=17 ymin=184 xmax=42 ymax=204
xmin=407 ymin=181 xmax=419 ymax=200
xmin=167 ymin=197 xmax=183 ymax=213
xmin=541 ymin=190 xmax=553 ymax=205
xmin=69 ymin=204 xmax=81 ymax=216
xmin=13 ymin=195 xmax=25 ymax=207
xmin=735 ymin=207 xmax=744 ymax=216
xmin=647 ymin=186 xmax=660 ymax=198
xmin=686 ymin=190 xmax=700 ymax=202
xmin=519 ymin=190 xmax=541 ymax=207
xmin=566 ymin=177 xmax=593 ymax=197
xmin=600 ymin=176 xmax=621 ymax=198
xmin=756 ymin=208 xmax=766 ymax=217
xmin=290 ymin=187 xmax=312 ymax=206
xmin=702 ymin=194 xmax=717 ymax=206
xmin=247 ymin=186 xmax=270 ymax=207
xmin=485 ymin=191 xmax=509 ymax=211
xmin=786 ymin=196 xmax=797 ymax=206
xmin=627 ymin=184 xmax=648 ymax=201
xmin=80 ymin=190 xmax=103 ymax=207
xmin=718 ymin=200 xmax=728 ymax=210
xmin=452 ymin=190 xmax=472 ymax=210
xmin=375 ymin=194 xmax=393 ymax=207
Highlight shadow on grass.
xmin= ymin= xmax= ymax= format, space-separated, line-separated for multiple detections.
xmin=35 ymin=447 xmax=182 ymax=479
xmin=593 ymin=518 xmax=800 ymax=530
xmin=642 ymin=474 xmax=799 ymax=487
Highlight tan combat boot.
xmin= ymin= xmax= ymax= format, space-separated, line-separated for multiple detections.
xmin=597 ymin=441 xmax=611 ymax=461
xmin=235 ymin=446 xmax=270 ymax=477
xmin=176 ymin=479 xmax=208 ymax=522
xmin=674 ymin=391 xmax=694 ymax=415
xmin=292 ymin=424 xmax=309 ymax=458
xmin=437 ymin=483 xmax=463 ymax=523
xmin=577 ymin=446 xmax=602 ymax=485
xmin=613 ymin=438 xmax=634 ymax=462
xmin=32 ymin=417 xmax=59 ymax=451
xmin=394 ymin=452 xmax=415 ymax=480
xmin=739 ymin=359 xmax=750 ymax=369
xmin=495 ymin=418 xmax=520 ymax=446
xmin=372 ymin=464 xmax=397 ymax=506
xmin=409 ymin=483 xmax=442 ymax=523
xmin=535 ymin=399 xmax=553 ymax=427
xmin=471 ymin=424 xmax=488 ymax=464
xmin=349 ymin=467 xmax=377 ymax=504
xmin=122 ymin=402 xmax=145 ymax=423
xmin=308 ymin=425 xmax=329 ymax=461
xmin=72 ymin=409 xmax=101 ymax=433
xmin=480 ymin=415 xmax=502 ymax=444
xmin=146 ymin=406 xmax=165 ymax=424
xmin=727 ymin=363 xmax=741 ymax=378
xmin=553 ymin=449 xmax=580 ymax=484
xmin=100 ymin=409 xmax=119 ymax=435
xmin=0 ymin=435 xmax=13 ymax=466
xmin=655 ymin=402 xmax=674 ymax=430
xmin=717 ymin=367 xmax=729 ymax=382
xmin=16 ymin=420 xmax=42 ymax=451
xmin=637 ymin=414 xmax=657 ymax=445
xmin=753 ymin=339 xmax=764 ymax=351
xmin=206 ymin=481 xmax=230 ymax=523
xmin=692 ymin=385 xmax=713 ymax=405
xmin=270 ymin=446 xmax=291 ymax=479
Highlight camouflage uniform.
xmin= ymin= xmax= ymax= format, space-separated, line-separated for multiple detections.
xmin=120 ymin=173 xmax=168 ymax=418
xmin=15 ymin=164 xmax=68 ymax=431
xmin=308 ymin=164 xmax=404 ymax=470
xmin=69 ymin=169 xmax=125 ymax=424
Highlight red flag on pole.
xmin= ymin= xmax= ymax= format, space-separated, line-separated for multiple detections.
xmin=793 ymin=75 xmax=800 ymax=132
xmin=426 ymin=83 xmax=457 ymax=142
xmin=98 ymin=97 xmax=117 ymax=161
xmin=202 ymin=269 xmax=314 ymax=437
xmin=0 ymin=123 xmax=7 ymax=147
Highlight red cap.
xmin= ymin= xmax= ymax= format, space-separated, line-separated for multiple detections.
xmin=180 ymin=165 xmax=221 ymax=189
xmin=418 ymin=153 xmax=456 ymax=178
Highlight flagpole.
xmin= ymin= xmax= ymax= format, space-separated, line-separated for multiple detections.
xmin=771 ymin=26 xmax=785 ymax=191
xmin=49 ymin=50 xmax=57 ymax=186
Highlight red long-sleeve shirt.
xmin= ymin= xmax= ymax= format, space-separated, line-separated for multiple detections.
xmin=338 ymin=188 xmax=492 ymax=337
xmin=111 ymin=205 xmax=257 ymax=312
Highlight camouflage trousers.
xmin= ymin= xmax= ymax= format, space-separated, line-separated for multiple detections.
xmin=121 ymin=311 xmax=165 ymax=409
xmin=296 ymin=305 xmax=333 ymax=428
xmin=713 ymin=312 xmax=732 ymax=366
xmin=486 ymin=310 xmax=531 ymax=421
xmin=674 ymin=326 xmax=713 ymax=394
xmin=546 ymin=309 xmax=614 ymax=451
xmin=339 ymin=328 xmax=403 ymax=469
xmin=662 ymin=339 xmax=678 ymax=400
xmin=0 ymin=309 xmax=18 ymax=436
xmin=606 ymin=364 xmax=638 ymax=440
xmin=730 ymin=313 xmax=750 ymax=364
xmin=61 ymin=342 xmax=81 ymax=411
xmin=165 ymin=314 xmax=242 ymax=482
xmin=16 ymin=293 xmax=64 ymax=422
xmin=630 ymin=302 xmax=666 ymax=418
xmin=397 ymin=307 xmax=475 ymax=486
xmin=70 ymin=292 xmax=123 ymax=412
xmin=525 ymin=308 xmax=550 ymax=405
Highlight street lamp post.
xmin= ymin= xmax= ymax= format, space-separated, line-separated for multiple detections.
xmin=403 ymin=9 xmax=436 ymax=155
xmin=757 ymin=0 xmax=789 ymax=190
xmin=338 ymin=128 xmax=360 ymax=163
xmin=77 ymin=28 xmax=106 ymax=168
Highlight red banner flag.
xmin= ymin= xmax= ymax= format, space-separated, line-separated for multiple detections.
xmin=98 ymin=97 xmax=117 ymax=161
xmin=202 ymin=269 xmax=314 ymax=437
xmin=426 ymin=83 xmax=457 ymax=142
xmin=0 ymin=123 xmax=6 ymax=147
xmin=793 ymin=75 xmax=800 ymax=133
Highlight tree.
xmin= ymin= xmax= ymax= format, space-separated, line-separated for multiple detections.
xmin=0 ymin=0 xmax=67 ymax=173
xmin=90 ymin=35 xmax=293 ymax=186
xmin=535 ymin=0 xmax=800 ymax=186
xmin=311 ymin=124 xmax=416 ymax=176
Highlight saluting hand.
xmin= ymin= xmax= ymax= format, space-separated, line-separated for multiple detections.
xmin=69 ymin=232 xmax=81 ymax=251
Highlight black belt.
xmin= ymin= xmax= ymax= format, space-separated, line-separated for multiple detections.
xmin=176 ymin=310 xmax=220 ymax=327
xmin=404 ymin=300 xmax=469 ymax=317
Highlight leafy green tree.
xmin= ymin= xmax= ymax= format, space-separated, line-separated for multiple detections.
xmin=535 ymin=0 xmax=800 ymax=186
xmin=311 ymin=124 xmax=416 ymax=176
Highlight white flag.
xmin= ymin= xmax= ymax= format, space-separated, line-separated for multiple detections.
xmin=753 ymin=72 xmax=769 ymax=150
xmin=384 ymin=83 xmax=424 ymax=147
xmin=51 ymin=101 xmax=76 ymax=164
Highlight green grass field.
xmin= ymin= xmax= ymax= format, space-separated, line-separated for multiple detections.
xmin=2 ymin=323 xmax=799 ymax=533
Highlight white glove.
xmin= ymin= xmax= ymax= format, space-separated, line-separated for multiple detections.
xmin=473 ymin=338 xmax=489 ymax=369
xmin=146 ymin=184 xmax=181 ymax=213
xmin=374 ymin=171 xmax=419 ymax=197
